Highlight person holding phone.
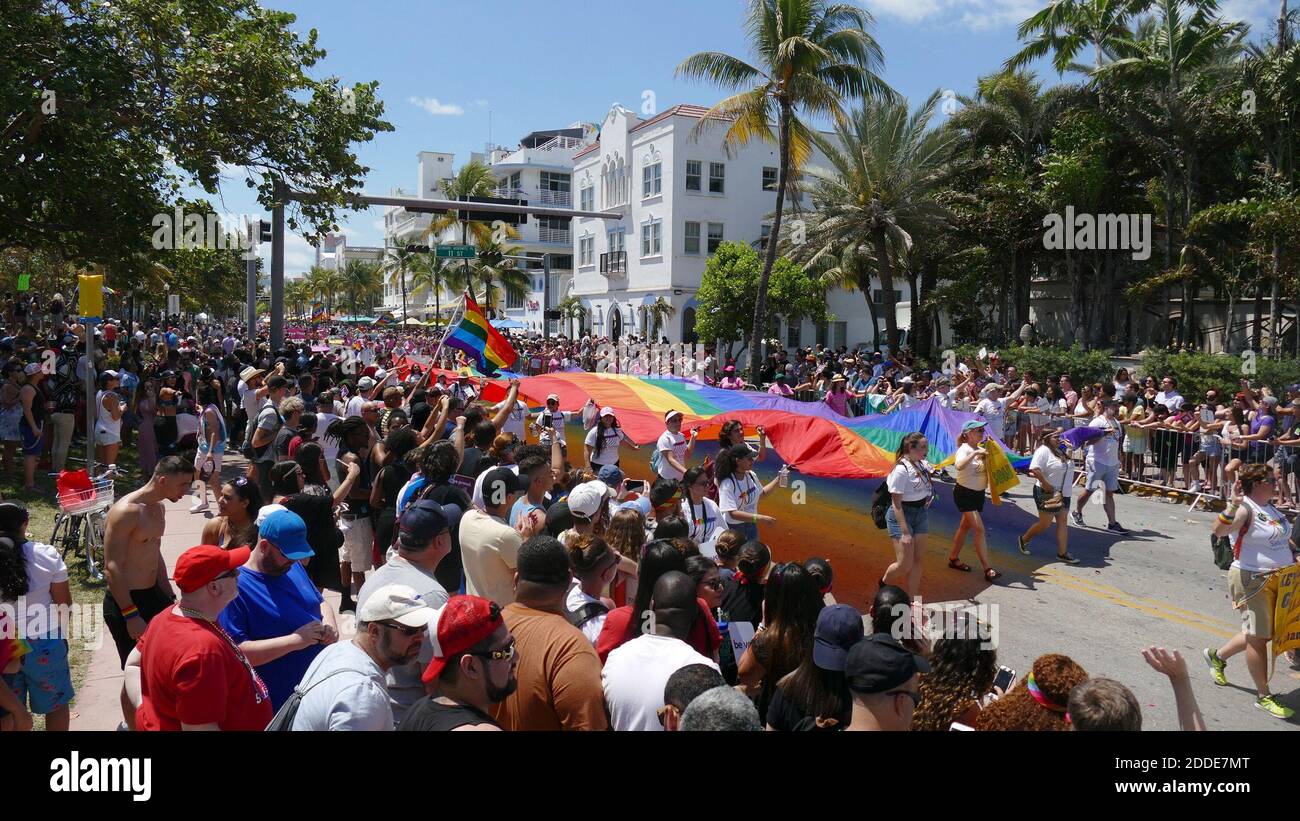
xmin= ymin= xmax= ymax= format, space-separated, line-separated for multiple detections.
xmin=531 ymin=394 xmax=567 ymax=454
xmin=584 ymin=407 xmax=638 ymax=469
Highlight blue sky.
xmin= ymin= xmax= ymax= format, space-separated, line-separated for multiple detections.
xmin=202 ymin=0 xmax=1281 ymax=276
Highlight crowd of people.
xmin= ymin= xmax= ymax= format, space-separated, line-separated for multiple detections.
xmin=0 ymin=297 xmax=1296 ymax=729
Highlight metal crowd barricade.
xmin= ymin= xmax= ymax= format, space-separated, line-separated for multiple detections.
xmin=1065 ymin=418 xmax=1230 ymax=512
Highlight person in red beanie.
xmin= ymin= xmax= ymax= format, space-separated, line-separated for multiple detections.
xmin=397 ymin=595 xmax=517 ymax=731
xmin=124 ymin=545 xmax=272 ymax=731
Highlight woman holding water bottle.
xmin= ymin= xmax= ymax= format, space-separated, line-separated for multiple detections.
xmin=716 ymin=443 xmax=786 ymax=542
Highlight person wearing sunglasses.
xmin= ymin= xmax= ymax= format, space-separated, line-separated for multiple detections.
xmin=400 ymin=595 xmax=517 ymax=731
xmin=844 ymin=633 xmax=930 ymax=732
xmin=127 ymin=545 xmax=272 ymax=731
xmin=289 ymin=584 xmax=435 ymax=731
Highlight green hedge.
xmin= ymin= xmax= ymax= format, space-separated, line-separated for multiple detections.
xmin=1136 ymin=349 xmax=1300 ymax=401
xmin=938 ymin=344 xmax=1116 ymax=387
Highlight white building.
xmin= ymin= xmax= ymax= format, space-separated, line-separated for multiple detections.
xmin=381 ymin=127 xmax=597 ymax=330
xmin=570 ymin=103 xmax=911 ymax=351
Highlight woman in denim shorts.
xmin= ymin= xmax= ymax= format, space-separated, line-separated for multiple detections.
xmin=882 ymin=432 xmax=934 ymax=597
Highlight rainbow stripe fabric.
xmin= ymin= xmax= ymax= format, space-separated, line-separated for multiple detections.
xmin=444 ymin=293 xmax=518 ymax=375
xmin=478 ymin=372 xmax=1029 ymax=479
xmin=311 ymin=302 xmax=327 ymax=321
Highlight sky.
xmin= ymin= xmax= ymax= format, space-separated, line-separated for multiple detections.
xmin=199 ymin=0 xmax=1284 ymax=278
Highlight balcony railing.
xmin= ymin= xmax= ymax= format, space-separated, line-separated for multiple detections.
xmin=538 ymin=225 xmax=571 ymax=244
xmin=600 ymin=251 xmax=627 ymax=277
xmin=491 ymin=187 xmax=572 ymax=208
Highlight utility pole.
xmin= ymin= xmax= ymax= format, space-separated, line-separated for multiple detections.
xmin=271 ymin=179 xmax=286 ymax=351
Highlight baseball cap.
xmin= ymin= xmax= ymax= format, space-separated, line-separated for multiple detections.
xmin=727 ymin=443 xmax=757 ymax=460
xmin=358 ymin=584 xmax=436 ymax=628
xmin=358 ymin=376 xmax=376 ymax=390
xmin=1262 ymin=395 xmax=1279 ymax=407
xmin=614 ymin=495 xmax=653 ymax=519
xmin=1287 ymin=384 xmax=1300 ymax=394
xmin=482 ymin=467 xmax=522 ymax=506
xmin=597 ymin=464 xmax=625 ymax=486
xmin=420 ymin=595 xmax=505 ymax=684
xmin=258 ymin=508 xmax=314 ymax=560
xmin=174 ymin=545 xmax=250 ymax=593
xmin=546 ymin=393 xmax=560 ymax=403
xmin=664 ymin=409 xmax=683 ymax=422
xmin=266 ymin=374 xmax=289 ymax=391
xmin=599 ymin=406 xmax=616 ymax=418
xmin=544 ymin=498 xmax=574 ymax=536
xmin=960 ymin=419 xmax=987 ymax=432
xmin=24 ymin=362 xmax=43 ymax=376
xmin=845 ymin=633 xmax=931 ymax=694
xmin=568 ymin=480 xmax=611 ymax=519
xmin=398 ymin=500 xmax=450 ymax=544
xmin=813 ymin=604 xmax=866 ymax=672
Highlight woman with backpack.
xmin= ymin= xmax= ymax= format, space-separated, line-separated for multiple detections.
xmin=880 ymin=432 xmax=934 ymax=596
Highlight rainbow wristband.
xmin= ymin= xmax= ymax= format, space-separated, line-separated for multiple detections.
xmin=120 ymin=604 xmax=140 ymax=619
xmin=1217 ymin=512 xmax=1234 ymax=526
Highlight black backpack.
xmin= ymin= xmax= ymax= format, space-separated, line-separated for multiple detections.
xmin=567 ymin=601 xmax=609 ymax=631
xmin=870 ymin=481 xmax=890 ymax=530
xmin=264 ymin=668 xmax=356 ymax=731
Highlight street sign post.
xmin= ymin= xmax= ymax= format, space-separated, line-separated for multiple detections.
xmin=435 ymin=245 xmax=476 ymax=259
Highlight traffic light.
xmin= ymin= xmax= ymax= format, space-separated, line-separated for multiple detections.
xmin=258 ymin=220 xmax=272 ymax=243
xmin=405 ymin=244 xmax=431 ymax=253
xmin=457 ymin=196 xmax=527 ymax=226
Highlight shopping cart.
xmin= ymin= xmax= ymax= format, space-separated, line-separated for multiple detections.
xmin=50 ymin=467 xmax=117 ymax=582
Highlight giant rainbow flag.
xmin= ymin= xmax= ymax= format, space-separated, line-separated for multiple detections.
xmin=474 ymin=372 xmax=1029 ymax=479
xmin=444 ymin=292 xmax=518 ymax=375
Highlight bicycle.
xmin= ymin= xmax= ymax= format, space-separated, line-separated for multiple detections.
xmin=50 ymin=465 xmax=117 ymax=582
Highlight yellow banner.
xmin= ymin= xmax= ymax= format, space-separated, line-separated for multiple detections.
xmin=983 ymin=439 xmax=1019 ymax=505
xmin=1273 ymin=565 xmax=1300 ymax=661
xmin=78 ymin=274 xmax=104 ymax=320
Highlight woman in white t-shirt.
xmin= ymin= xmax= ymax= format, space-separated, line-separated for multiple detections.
xmin=0 ymin=502 xmax=73 ymax=731
xmin=716 ymin=443 xmax=782 ymax=542
xmin=1019 ymin=429 xmax=1077 ymax=563
xmin=949 ymin=420 xmax=1000 ymax=581
xmin=680 ymin=466 xmax=723 ymax=551
xmin=584 ymin=407 xmax=638 ymax=468
xmin=883 ymin=432 xmax=934 ymax=596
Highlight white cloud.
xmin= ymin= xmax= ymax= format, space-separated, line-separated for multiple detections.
xmin=409 ymin=96 xmax=464 ymax=116
xmin=865 ymin=0 xmax=1274 ymax=32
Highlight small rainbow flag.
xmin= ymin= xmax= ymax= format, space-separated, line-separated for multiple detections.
xmin=444 ymin=292 xmax=517 ymax=375
xmin=311 ymin=302 xmax=327 ymax=321
xmin=374 ymin=313 xmax=393 ymax=327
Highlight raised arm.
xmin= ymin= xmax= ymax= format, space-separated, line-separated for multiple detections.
xmin=490 ymin=380 xmax=521 ymax=431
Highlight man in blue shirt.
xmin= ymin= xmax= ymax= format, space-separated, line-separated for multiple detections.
xmin=219 ymin=509 xmax=341 ymax=709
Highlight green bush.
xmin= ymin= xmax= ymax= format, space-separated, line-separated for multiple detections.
xmin=936 ymin=343 xmax=1116 ymax=387
xmin=1136 ymin=349 xmax=1300 ymax=401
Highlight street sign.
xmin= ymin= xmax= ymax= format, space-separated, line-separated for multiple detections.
xmin=436 ymin=245 xmax=476 ymax=259
xmin=17 ymin=273 xmax=30 ymax=291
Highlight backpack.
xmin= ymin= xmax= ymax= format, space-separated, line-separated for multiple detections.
xmin=566 ymin=600 xmax=609 ymax=631
xmin=245 ymin=405 xmax=282 ymax=461
xmin=650 ymin=446 xmax=662 ymax=476
xmin=1212 ymin=511 xmax=1253 ymax=570
xmin=870 ymin=480 xmax=891 ymax=530
xmin=265 ymin=668 xmax=357 ymax=731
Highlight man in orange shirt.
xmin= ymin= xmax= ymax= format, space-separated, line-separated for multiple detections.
xmin=491 ymin=535 xmax=608 ymax=731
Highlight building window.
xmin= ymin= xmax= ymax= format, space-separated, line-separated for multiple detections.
xmin=787 ymin=319 xmax=801 ymax=348
xmin=684 ymin=222 xmax=700 ymax=254
xmin=642 ymin=162 xmax=662 ymax=198
xmin=685 ymin=160 xmax=701 ymax=191
xmin=579 ymin=236 xmax=594 ymax=266
xmin=609 ymin=230 xmax=625 ymax=254
xmin=641 ymin=221 xmax=662 ymax=257
xmin=540 ymin=171 xmax=570 ymax=193
xmin=762 ymin=167 xmax=778 ymax=191
xmin=550 ymin=254 xmax=573 ymax=269
xmin=507 ymin=289 xmax=524 ymax=310
xmin=580 ymin=185 xmax=593 ymax=211
xmin=707 ymin=222 xmax=724 ymax=254
xmin=709 ymin=162 xmax=725 ymax=194
xmin=816 ymin=321 xmax=848 ymax=349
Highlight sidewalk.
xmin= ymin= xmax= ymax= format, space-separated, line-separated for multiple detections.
xmin=68 ymin=458 xmax=344 ymax=730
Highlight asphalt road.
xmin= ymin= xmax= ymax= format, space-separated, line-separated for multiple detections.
xmin=921 ymin=476 xmax=1300 ymax=732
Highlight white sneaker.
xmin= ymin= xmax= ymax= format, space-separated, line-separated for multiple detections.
xmin=190 ymin=500 xmax=209 ymax=513
xmin=1189 ymin=480 xmax=1203 ymax=494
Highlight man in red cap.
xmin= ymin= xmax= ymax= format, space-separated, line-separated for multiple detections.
xmin=125 ymin=545 xmax=272 ymax=731
xmin=398 ymin=596 xmax=517 ymax=731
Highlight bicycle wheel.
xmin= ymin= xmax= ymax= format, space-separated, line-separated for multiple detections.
xmin=51 ymin=513 xmax=70 ymax=561
xmin=84 ymin=511 xmax=106 ymax=582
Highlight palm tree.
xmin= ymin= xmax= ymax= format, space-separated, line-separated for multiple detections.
xmin=341 ymin=259 xmax=383 ymax=316
xmin=408 ymin=251 xmax=455 ymax=328
xmin=284 ymin=279 xmax=310 ymax=319
xmin=677 ymin=0 xmax=889 ymax=379
xmin=792 ymin=91 xmax=956 ymax=350
xmin=380 ymin=244 xmax=415 ymax=323
xmin=305 ymin=265 xmax=345 ymax=317
xmin=1008 ymin=0 xmax=1148 ymax=74
xmin=645 ymin=297 xmax=677 ymax=339
xmin=469 ymin=237 xmax=529 ymax=318
xmin=557 ymin=294 xmax=586 ymax=337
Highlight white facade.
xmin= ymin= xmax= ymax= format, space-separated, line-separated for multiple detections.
xmin=570 ymin=103 xmax=906 ymax=350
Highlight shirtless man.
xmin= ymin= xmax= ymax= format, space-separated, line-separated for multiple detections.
xmin=102 ymin=455 xmax=195 ymax=726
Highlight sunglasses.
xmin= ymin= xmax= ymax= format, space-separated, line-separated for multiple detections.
xmin=469 ymin=641 xmax=516 ymax=662
xmin=380 ymin=621 xmax=425 ymax=637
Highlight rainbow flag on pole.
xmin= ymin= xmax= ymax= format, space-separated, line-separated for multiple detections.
xmin=444 ymin=292 xmax=518 ymax=375
xmin=311 ymin=302 xmax=327 ymax=322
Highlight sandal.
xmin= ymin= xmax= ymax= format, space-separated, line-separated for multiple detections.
xmin=984 ymin=567 xmax=1002 ymax=581
xmin=947 ymin=558 xmax=972 ymax=572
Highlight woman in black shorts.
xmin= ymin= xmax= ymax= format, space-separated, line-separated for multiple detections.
xmin=949 ymin=420 xmax=1000 ymax=581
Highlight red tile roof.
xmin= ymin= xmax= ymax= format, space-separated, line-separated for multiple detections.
xmin=573 ymin=140 xmax=601 ymax=160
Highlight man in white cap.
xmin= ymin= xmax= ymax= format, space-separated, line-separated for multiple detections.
xmin=346 ymin=376 xmax=375 ymax=418
xmin=237 ymin=365 xmax=269 ymax=450
xmin=656 ymin=409 xmax=698 ymax=482
xmin=531 ymin=394 xmax=567 ymax=452
xmin=289 ymin=583 xmax=434 ymax=730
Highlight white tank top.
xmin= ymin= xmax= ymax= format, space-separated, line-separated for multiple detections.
xmin=1234 ymin=497 xmax=1293 ymax=572
xmin=95 ymin=390 xmax=122 ymax=437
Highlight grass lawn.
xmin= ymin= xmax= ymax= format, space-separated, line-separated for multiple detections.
xmin=2 ymin=436 xmax=148 ymax=730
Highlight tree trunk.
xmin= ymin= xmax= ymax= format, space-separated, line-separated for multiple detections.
xmin=1269 ymin=240 xmax=1281 ymax=358
xmin=1224 ymin=287 xmax=1235 ymax=354
xmin=873 ymin=230 xmax=900 ymax=351
xmin=748 ymin=102 xmax=792 ymax=381
xmin=1253 ymin=277 xmax=1264 ymax=352
xmin=906 ymin=265 xmax=920 ymax=353
xmin=917 ymin=255 xmax=939 ymax=358
xmin=863 ymin=269 xmax=880 ymax=350
xmin=400 ymin=262 xmax=408 ymax=325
